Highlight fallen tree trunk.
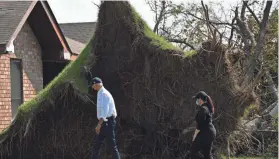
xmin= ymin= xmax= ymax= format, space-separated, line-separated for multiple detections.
xmin=0 ymin=1 xmax=256 ymax=158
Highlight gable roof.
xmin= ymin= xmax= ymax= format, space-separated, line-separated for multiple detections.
xmin=59 ymin=22 xmax=96 ymax=55
xmin=0 ymin=1 xmax=72 ymax=56
xmin=0 ymin=1 xmax=33 ymax=44
xmin=64 ymin=37 xmax=85 ymax=55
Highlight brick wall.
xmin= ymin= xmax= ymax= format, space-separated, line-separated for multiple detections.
xmin=0 ymin=22 xmax=43 ymax=131
xmin=0 ymin=56 xmax=11 ymax=130
xmin=14 ymin=22 xmax=43 ymax=101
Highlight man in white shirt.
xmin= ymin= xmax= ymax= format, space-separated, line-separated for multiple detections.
xmin=90 ymin=77 xmax=120 ymax=159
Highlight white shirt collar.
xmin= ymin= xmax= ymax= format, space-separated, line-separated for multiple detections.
xmin=98 ymin=86 xmax=104 ymax=94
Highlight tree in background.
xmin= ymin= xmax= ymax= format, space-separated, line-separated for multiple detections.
xmin=146 ymin=0 xmax=237 ymax=50
xmin=146 ymin=0 xmax=278 ymax=116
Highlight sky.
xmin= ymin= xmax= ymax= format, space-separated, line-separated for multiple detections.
xmin=48 ymin=0 xmax=156 ymax=27
xmin=48 ymin=0 xmax=239 ymax=29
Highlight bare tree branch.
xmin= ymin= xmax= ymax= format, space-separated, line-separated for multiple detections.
xmin=250 ymin=1 xmax=277 ymax=111
xmin=238 ymin=0 xmax=275 ymax=104
xmin=243 ymin=1 xmax=261 ymax=26
xmin=184 ymin=12 xmax=237 ymax=29
xmin=91 ymin=1 xmax=100 ymax=9
xmin=155 ymin=0 xmax=158 ymax=25
xmin=254 ymin=0 xmax=273 ymax=59
xmin=146 ymin=0 xmax=157 ymax=12
xmin=167 ymin=38 xmax=196 ymax=50
xmin=240 ymin=0 xmax=247 ymax=21
xmin=235 ymin=5 xmax=256 ymax=56
xmin=153 ymin=0 xmax=166 ymax=33
xmin=228 ymin=15 xmax=237 ymax=46
xmin=201 ymin=0 xmax=214 ymax=40
xmin=161 ymin=27 xmax=196 ymax=50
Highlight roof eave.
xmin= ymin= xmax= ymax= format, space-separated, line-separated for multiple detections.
xmin=6 ymin=1 xmax=38 ymax=50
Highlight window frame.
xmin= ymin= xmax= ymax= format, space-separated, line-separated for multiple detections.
xmin=10 ymin=58 xmax=23 ymax=119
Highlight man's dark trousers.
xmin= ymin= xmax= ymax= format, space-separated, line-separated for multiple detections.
xmin=92 ymin=117 xmax=120 ymax=159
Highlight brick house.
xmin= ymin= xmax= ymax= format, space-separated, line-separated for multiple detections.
xmin=0 ymin=1 xmax=73 ymax=131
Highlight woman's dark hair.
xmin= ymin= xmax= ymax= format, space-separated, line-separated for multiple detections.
xmin=206 ymin=95 xmax=215 ymax=114
xmin=193 ymin=91 xmax=215 ymax=114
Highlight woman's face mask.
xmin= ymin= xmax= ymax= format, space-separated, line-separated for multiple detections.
xmin=196 ymin=99 xmax=200 ymax=106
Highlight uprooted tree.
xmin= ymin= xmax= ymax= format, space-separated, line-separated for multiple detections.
xmin=0 ymin=1 xmax=259 ymax=159
xmin=146 ymin=0 xmax=278 ymax=156
xmin=146 ymin=0 xmax=278 ymax=114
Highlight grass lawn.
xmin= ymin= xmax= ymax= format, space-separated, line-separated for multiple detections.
xmin=221 ymin=155 xmax=278 ymax=159
xmin=223 ymin=157 xmax=277 ymax=159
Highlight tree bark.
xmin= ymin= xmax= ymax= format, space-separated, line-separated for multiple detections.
xmin=254 ymin=1 xmax=272 ymax=60
xmin=240 ymin=1 xmax=272 ymax=89
xmin=153 ymin=0 xmax=166 ymax=33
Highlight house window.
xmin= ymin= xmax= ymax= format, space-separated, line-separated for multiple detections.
xmin=10 ymin=59 xmax=23 ymax=119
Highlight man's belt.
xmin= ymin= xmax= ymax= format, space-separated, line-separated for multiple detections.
xmin=106 ymin=116 xmax=115 ymax=120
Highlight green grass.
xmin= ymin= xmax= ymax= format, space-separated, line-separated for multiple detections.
xmin=229 ymin=157 xmax=277 ymax=159
xmin=229 ymin=157 xmax=264 ymax=159
xmin=143 ymin=26 xmax=179 ymax=51
xmin=184 ymin=50 xmax=197 ymax=58
xmin=221 ymin=154 xmax=278 ymax=159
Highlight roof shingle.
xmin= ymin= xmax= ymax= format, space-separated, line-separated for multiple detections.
xmin=59 ymin=22 xmax=96 ymax=43
xmin=0 ymin=1 xmax=32 ymax=44
xmin=59 ymin=22 xmax=96 ymax=54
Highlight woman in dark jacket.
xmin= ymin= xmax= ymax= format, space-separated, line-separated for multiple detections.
xmin=191 ymin=91 xmax=216 ymax=159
